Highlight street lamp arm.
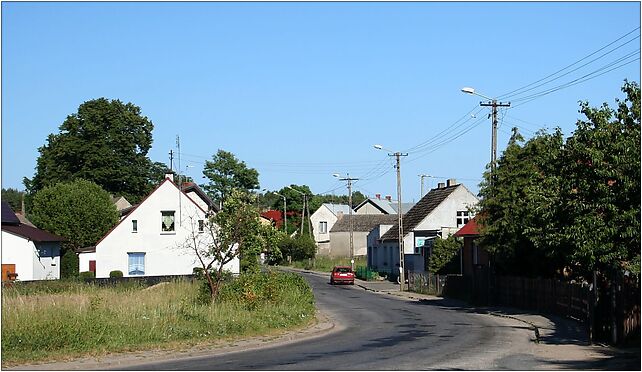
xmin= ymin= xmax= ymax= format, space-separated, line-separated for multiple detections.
xmin=461 ymin=86 xmax=493 ymax=101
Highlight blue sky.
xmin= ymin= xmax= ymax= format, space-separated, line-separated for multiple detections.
xmin=2 ymin=2 xmax=640 ymax=202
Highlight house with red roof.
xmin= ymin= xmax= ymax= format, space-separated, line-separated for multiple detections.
xmin=1 ymin=201 xmax=65 ymax=281
xmin=453 ymin=216 xmax=489 ymax=276
xmin=78 ymin=174 xmax=239 ymax=278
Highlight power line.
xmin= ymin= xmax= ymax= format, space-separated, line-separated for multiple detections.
xmin=498 ymin=27 xmax=640 ymax=100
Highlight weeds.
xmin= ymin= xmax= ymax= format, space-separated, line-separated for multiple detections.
xmin=1 ymin=271 xmax=315 ymax=365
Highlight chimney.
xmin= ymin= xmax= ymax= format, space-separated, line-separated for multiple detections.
xmin=437 ymin=182 xmax=446 ymax=189
xmin=375 ymin=193 xmax=381 ymax=200
xmin=385 ymin=195 xmax=392 ymax=201
xmin=165 ymin=173 xmax=174 ymax=182
xmin=446 ymin=179 xmax=457 ymax=187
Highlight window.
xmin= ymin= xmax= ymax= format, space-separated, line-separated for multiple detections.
xmin=128 ymin=253 xmax=145 ymax=275
xmin=319 ymin=221 xmax=328 ymax=234
xmin=456 ymin=211 xmax=470 ymax=227
xmin=132 ymin=220 xmax=138 ymax=233
xmin=161 ymin=211 xmax=175 ymax=232
xmin=198 ymin=220 xmax=205 ymax=233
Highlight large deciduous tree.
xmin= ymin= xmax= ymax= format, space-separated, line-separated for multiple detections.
xmin=202 ymin=150 xmax=259 ymax=204
xmin=29 ymin=179 xmax=119 ymax=278
xmin=477 ymin=81 xmax=640 ymax=279
xmin=25 ymin=98 xmax=155 ymax=203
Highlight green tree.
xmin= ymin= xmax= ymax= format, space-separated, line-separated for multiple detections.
xmin=558 ymin=80 xmax=640 ymax=277
xmin=1 ymin=188 xmax=24 ymax=213
xmin=428 ymin=235 xmax=463 ymax=274
xmin=182 ymin=189 xmax=280 ymax=301
xmin=25 ymin=98 xmax=155 ymax=203
xmin=29 ymin=179 xmax=119 ymax=278
xmin=276 ymin=235 xmax=316 ymax=264
xmin=477 ymin=81 xmax=640 ymax=279
xmin=202 ymin=150 xmax=259 ymax=204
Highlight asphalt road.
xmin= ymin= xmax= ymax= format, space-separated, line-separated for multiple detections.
xmin=120 ymin=270 xmax=542 ymax=370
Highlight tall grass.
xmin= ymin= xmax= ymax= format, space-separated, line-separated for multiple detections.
xmin=1 ymin=271 xmax=315 ymax=365
xmin=288 ymin=256 xmax=367 ymax=272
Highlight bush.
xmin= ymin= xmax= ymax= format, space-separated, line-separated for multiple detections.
xmin=79 ymin=271 xmax=95 ymax=280
xmin=277 ymin=235 xmax=316 ymax=264
xmin=109 ymin=270 xmax=123 ymax=278
xmin=61 ymin=249 xmax=79 ymax=279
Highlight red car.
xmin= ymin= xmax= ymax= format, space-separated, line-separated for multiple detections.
xmin=330 ymin=266 xmax=355 ymax=285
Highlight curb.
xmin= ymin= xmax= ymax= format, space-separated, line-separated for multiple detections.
xmin=486 ymin=311 xmax=541 ymax=343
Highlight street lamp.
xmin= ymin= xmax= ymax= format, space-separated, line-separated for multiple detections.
xmin=461 ymin=86 xmax=511 ymax=174
xmin=419 ymin=174 xmax=431 ymax=197
xmin=287 ymin=186 xmax=311 ymax=238
xmin=334 ymin=173 xmax=359 ymax=271
xmin=274 ymin=192 xmax=287 ymax=233
xmin=374 ymin=144 xmax=408 ymax=291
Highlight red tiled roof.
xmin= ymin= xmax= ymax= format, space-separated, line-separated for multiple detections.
xmin=454 ymin=216 xmax=479 ymax=237
xmin=261 ymin=210 xmax=282 ymax=222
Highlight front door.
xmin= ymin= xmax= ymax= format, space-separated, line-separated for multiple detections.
xmin=2 ymin=264 xmax=16 ymax=281
xmin=89 ymin=260 xmax=96 ymax=273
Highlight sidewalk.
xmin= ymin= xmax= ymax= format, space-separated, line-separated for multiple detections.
xmin=354 ymin=276 xmax=641 ymax=370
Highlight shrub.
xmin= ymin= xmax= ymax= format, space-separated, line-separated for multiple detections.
xmin=277 ymin=235 xmax=316 ymax=264
xmin=61 ymin=249 xmax=79 ymax=279
xmin=79 ymin=271 xmax=95 ymax=280
xmin=109 ymin=270 xmax=123 ymax=278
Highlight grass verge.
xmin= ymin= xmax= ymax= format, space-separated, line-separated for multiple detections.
xmin=1 ymin=270 xmax=315 ymax=366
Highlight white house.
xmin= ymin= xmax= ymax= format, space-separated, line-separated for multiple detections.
xmin=79 ymin=175 xmax=239 ymax=278
xmin=370 ymin=179 xmax=478 ymax=276
xmin=309 ymin=203 xmax=352 ymax=255
xmin=1 ymin=202 xmax=64 ymax=281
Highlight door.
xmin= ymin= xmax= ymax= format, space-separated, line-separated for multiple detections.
xmin=89 ymin=260 xmax=96 ymax=273
xmin=2 ymin=264 xmax=16 ymax=281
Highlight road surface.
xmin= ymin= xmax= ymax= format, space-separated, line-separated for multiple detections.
xmin=122 ymin=270 xmax=541 ymax=370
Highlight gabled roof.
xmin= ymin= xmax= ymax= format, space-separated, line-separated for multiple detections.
xmin=94 ymin=178 xmax=209 ymax=247
xmin=330 ymin=214 xmax=398 ymax=233
xmin=380 ymin=184 xmax=461 ymax=241
xmin=454 ymin=216 xmax=480 ymax=237
xmin=354 ymin=198 xmax=415 ymax=215
xmin=182 ymin=182 xmax=218 ymax=212
xmin=2 ymin=224 xmax=66 ymax=242
xmin=320 ymin=203 xmax=352 ymax=217
xmin=1 ymin=202 xmax=65 ymax=242
xmin=1 ymin=202 xmax=20 ymax=225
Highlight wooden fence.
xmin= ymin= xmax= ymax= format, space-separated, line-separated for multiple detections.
xmin=411 ymin=268 xmax=640 ymax=346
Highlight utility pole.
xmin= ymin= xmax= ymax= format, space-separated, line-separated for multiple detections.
xmin=480 ymin=100 xmax=511 ymax=173
xmin=275 ymin=192 xmax=287 ymax=233
xmin=393 ymin=152 xmax=408 ymax=290
xmin=335 ymin=174 xmax=359 ymax=271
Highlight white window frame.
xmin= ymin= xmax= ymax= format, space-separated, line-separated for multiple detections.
xmin=161 ymin=211 xmax=175 ymax=233
xmin=127 ymin=252 xmax=145 ymax=276
xmin=456 ymin=210 xmax=470 ymax=227
xmin=319 ymin=221 xmax=328 ymax=234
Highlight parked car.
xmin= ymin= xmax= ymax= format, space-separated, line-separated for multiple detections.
xmin=330 ymin=266 xmax=355 ymax=285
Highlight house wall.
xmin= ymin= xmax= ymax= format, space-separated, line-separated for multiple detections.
xmin=95 ymin=181 xmax=239 ymax=278
xmin=355 ymin=203 xmax=384 ymax=215
xmin=185 ymin=190 xmax=209 ymax=212
xmin=79 ymin=251 xmax=97 ymax=273
xmin=309 ymin=206 xmax=338 ymax=246
xmin=1 ymin=232 xmax=60 ymax=280
xmin=328 ymin=231 xmax=368 ymax=258
xmin=413 ymin=186 xmax=478 ymax=233
xmin=2 ymin=232 xmax=34 ymax=280
xmin=32 ymin=242 xmax=60 ymax=280
xmin=462 ymin=237 xmax=489 ymax=276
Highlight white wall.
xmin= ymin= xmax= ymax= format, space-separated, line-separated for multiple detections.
xmin=355 ymin=202 xmax=384 ymax=215
xmin=79 ymin=251 xmax=96 ymax=273
xmin=32 ymin=242 xmax=60 ymax=280
xmin=310 ymin=205 xmax=337 ymax=245
xmin=1 ymin=232 xmax=60 ymax=280
xmin=413 ymin=186 xmax=478 ymax=233
xmin=96 ymin=181 xmax=239 ymax=278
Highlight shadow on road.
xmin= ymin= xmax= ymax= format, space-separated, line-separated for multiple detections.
xmin=408 ymin=296 xmax=641 ymax=370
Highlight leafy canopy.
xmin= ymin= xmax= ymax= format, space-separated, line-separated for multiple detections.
xmin=477 ymin=81 xmax=640 ymax=278
xmin=25 ymin=98 xmax=155 ymax=203
xmin=202 ymin=150 xmax=260 ymax=203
